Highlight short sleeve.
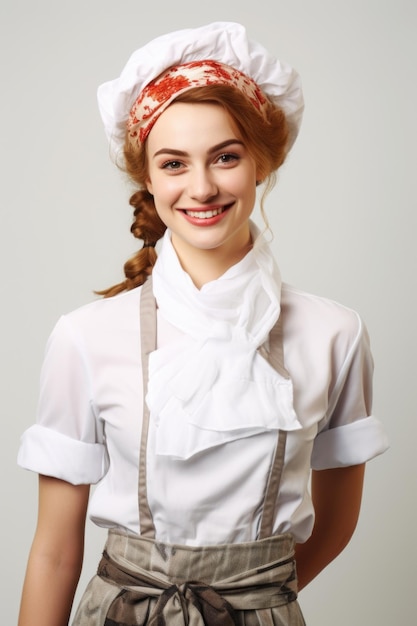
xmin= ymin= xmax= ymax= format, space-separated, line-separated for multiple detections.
xmin=311 ymin=315 xmax=389 ymax=470
xmin=17 ymin=315 xmax=108 ymax=484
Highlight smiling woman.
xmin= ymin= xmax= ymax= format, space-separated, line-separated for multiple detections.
xmin=17 ymin=21 xmax=388 ymax=626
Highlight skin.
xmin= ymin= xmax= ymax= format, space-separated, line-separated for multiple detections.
xmin=295 ymin=464 xmax=365 ymax=590
xmin=18 ymin=101 xmax=366 ymax=624
xmin=18 ymin=476 xmax=90 ymax=626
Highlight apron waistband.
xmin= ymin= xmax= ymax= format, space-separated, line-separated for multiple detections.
xmin=98 ymin=529 xmax=298 ymax=626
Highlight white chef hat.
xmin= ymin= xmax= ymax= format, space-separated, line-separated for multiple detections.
xmin=97 ymin=21 xmax=304 ymax=158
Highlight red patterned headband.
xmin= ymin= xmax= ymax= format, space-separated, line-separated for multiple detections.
xmin=127 ymin=60 xmax=269 ymax=145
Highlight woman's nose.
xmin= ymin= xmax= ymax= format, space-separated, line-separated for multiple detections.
xmin=188 ymin=168 xmax=218 ymax=202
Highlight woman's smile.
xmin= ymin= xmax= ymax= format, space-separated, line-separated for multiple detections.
xmin=181 ymin=203 xmax=232 ymax=224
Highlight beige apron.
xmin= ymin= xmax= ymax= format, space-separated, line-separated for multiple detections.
xmin=72 ymin=278 xmax=306 ymax=625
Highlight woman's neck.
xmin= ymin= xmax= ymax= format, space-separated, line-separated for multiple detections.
xmin=171 ymin=235 xmax=253 ymax=289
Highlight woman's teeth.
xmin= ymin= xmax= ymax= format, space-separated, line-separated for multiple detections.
xmin=185 ymin=207 xmax=225 ymax=219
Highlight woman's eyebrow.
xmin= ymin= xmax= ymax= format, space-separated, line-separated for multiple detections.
xmin=152 ymin=139 xmax=244 ymax=158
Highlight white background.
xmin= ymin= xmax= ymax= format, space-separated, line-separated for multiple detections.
xmin=1 ymin=1 xmax=415 ymax=624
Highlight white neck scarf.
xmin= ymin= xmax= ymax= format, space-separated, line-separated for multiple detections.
xmin=146 ymin=222 xmax=301 ymax=460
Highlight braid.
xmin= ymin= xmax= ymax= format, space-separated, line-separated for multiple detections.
xmin=129 ymin=190 xmax=166 ymax=245
xmin=95 ymin=190 xmax=166 ymax=297
xmin=96 ymin=117 xmax=168 ymax=298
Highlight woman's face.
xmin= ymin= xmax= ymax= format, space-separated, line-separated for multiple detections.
xmin=146 ymin=102 xmax=258 ymax=272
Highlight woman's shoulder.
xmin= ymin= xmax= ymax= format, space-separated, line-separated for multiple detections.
xmin=54 ymin=285 xmax=144 ymax=343
xmin=66 ymin=284 xmax=142 ymax=320
xmin=280 ymin=283 xmax=365 ymax=348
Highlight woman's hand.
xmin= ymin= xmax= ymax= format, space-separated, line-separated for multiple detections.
xmin=295 ymin=463 xmax=365 ymax=591
xmin=18 ymin=475 xmax=90 ymax=626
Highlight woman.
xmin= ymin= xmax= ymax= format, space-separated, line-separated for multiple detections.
xmin=17 ymin=22 xmax=389 ymax=625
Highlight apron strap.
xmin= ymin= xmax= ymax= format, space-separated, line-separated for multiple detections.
xmin=138 ymin=277 xmax=157 ymax=537
xmin=258 ymin=316 xmax=290 ymax=540
xmin=138 ymin=279 xmax=289 ymax=540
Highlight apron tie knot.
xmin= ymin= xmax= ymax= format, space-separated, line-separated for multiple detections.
xmin=98 ymin=541 xmax=298 ymax=626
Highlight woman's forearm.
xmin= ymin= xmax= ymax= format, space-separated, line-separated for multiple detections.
xmin=18 ymin=476 xmax=90 ymax=626
xmin=295 ymin=464 xmax=365 ymax=591
xmin=18 ymin=548 xmax=83 ymax=626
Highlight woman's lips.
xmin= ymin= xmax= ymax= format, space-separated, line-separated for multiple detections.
xmin=179 ymin=204 xmax=232 ymax=226
xmin=185 ymin=206 xmax=225 ymax=219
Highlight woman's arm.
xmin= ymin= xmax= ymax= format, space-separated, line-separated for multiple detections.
xmin=18 ymin=475 xmax=90 ymax=626
xmin=295 ymin=463 xmax=365 ymax=591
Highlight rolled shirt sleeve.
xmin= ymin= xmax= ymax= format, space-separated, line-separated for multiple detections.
xmin=17 ymin=315 xmax=108 ymax=484
xmin=17 ymin=424 xmax=107 ymax=484
xmin=311 ymin=315 xmax=389 ymax=470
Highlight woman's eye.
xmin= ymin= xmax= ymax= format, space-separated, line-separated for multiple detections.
xmin=162 ymin=160 xmax=183 ymax=170
xmin=218 ymin=153 xmax=239 ymax=164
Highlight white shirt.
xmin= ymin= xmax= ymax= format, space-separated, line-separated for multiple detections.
xmin=17 ymin=276 xmax=388 ymax=545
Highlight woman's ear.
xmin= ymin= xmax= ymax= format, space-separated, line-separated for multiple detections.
xmin=146 ymin=179 xmax=153 ymax=195
xmin=255 ymin=164 xmax=266 ymax=186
